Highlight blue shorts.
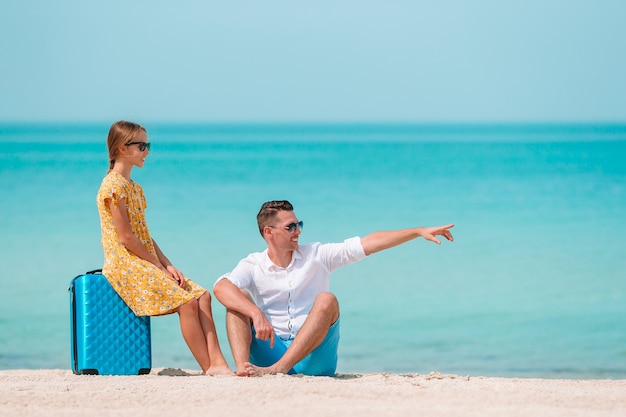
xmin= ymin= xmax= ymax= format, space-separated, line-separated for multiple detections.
xmin=250 ymin=319 xmax=340 ymax=376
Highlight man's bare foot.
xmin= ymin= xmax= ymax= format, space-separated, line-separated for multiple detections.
xmin=244 ymin=361 xmax=286 ymax=377
xmin=205 ymin=366 xmax=235 ymax=376
xmin=235 ymin=366 xmax=251 ymax=377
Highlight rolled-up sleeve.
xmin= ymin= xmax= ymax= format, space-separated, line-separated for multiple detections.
xmin=318 ymin=236 xmax=366 ymax=272
xmin=215 ymin=256 xmax=256 ymax=289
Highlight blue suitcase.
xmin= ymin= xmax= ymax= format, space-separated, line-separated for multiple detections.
xmin=69 ymin=269 xmax=151 ymax=375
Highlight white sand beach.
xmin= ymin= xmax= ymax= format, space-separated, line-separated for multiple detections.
xmin=1 ymin=369 xmax=624 ymax=417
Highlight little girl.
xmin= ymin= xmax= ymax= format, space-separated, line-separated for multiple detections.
xmin=96 ymin=120 xmax=232 ymax=375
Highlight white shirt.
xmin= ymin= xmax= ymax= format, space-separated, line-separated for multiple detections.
xmin=216 ymin=237 xmax=366 ymax=339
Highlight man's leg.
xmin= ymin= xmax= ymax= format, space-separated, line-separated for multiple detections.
xmin=224 ymin=290 xmax=255 ymax=376
xmin=246 ymin=291 xmax=339 ymax=376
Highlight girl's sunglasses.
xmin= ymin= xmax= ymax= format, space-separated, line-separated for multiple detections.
xmin=125 ymin=141 xmax=151 ymax=152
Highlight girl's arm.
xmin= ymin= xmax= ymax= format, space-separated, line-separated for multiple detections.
xmin=152 ymin=239 xmax=185 ymax=284
xmin=107 ymin=197 xmax=173 ymax=278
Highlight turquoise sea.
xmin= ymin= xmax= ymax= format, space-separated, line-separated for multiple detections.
xmin=1 ymin=123 xmax=625 ymax=378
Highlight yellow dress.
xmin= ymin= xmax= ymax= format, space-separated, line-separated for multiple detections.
xmin=96 ymin=171 xmax=206 ymax=316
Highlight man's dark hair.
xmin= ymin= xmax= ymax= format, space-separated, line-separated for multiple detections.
xmin=256 ymin=200 xmax=294 ymax=237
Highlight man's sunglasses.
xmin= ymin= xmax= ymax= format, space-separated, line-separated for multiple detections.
xmin=125 ymin=141 xmax=151 ymax=152
xmin=270 ymin=220 xmax=303 ymax=233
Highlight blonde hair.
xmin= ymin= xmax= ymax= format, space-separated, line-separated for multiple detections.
xmin=107 ymin=120 xmax=146 ymax=172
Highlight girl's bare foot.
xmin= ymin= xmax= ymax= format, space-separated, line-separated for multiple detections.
xmin=205 ymin=366 xmax=235 ymax=376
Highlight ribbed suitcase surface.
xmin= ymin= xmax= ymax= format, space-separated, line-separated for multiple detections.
xmin=69 ymin=270 xmax=151 ymax=375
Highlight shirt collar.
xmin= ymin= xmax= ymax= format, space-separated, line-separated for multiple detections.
xmin=264 ymin=247 xmax=302 ymax=270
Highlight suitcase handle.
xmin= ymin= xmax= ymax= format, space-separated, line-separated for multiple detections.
xmin=69 ymin=269 xmax=103 ymax=292
xmin=69 ymin=268 xmax=104 ymax=373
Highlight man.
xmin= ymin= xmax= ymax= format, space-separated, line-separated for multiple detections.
xmin=214 ymin=200 xmax=454 ymax=376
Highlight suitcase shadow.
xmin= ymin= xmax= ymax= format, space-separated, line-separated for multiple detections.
xmin=157 ymin=368 xmax=203 ymax=377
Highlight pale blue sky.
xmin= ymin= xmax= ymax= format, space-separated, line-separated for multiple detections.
xmin=1 ymin=1 xmax=625 ymax=123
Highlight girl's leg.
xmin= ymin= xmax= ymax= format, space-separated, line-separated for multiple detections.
xmin=197 ymin=292 xmax=233 ymax=375
xmin=177 ymin=298 xmax=211 ymax=373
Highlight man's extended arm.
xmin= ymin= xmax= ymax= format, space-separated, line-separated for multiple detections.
xmin=360 ymin=224 xmax=454 ymax=256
